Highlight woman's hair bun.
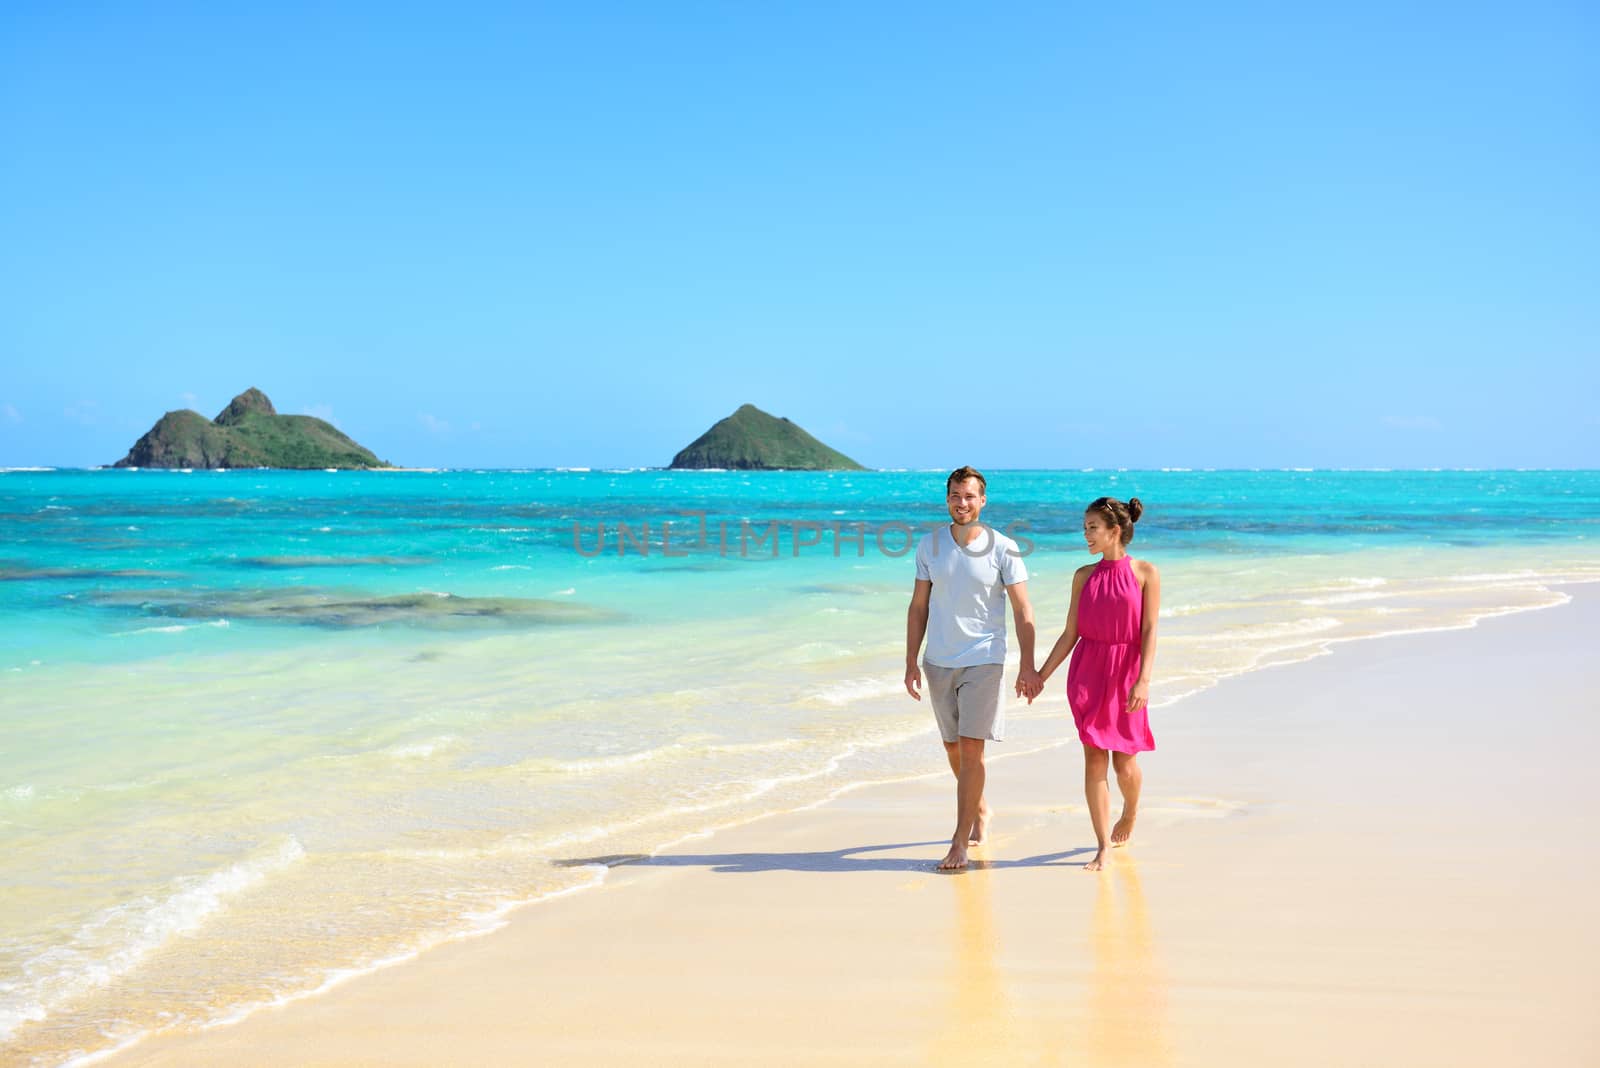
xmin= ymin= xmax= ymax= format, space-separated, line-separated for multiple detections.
xmin=1127 ymin=497 xmax=1144 ymax=523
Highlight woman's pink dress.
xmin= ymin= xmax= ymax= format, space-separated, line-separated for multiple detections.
xmin=1067 ymin=555 xmax=1155 ymax=754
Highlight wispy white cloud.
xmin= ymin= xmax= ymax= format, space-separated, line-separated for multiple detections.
xmin=301 ymin=404 xmax=338 ymax=426
xmin=419 ymin=413 xmax=451 ymax=436
xmin=2 ymin=403 xmax=20 ymax=424
xmin=180 ymin=392 xmax=200 ymax=408
xmin=64 ymin=400 xmax=100 ymax=425
xmin=1382 ymin=415 xmax=1442 ymax=431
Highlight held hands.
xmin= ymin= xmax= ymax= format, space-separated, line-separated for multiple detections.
xmin=1015 ymin=666 xmax=1043 ymax=704
xmin=904 ymin=662 xmax=922 ymax=701
xmin=1126 ymin=679 xmax=1150 ymax=715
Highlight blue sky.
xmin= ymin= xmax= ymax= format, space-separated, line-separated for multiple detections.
xmin=2 ymin=3 xmax=1595 ymax=469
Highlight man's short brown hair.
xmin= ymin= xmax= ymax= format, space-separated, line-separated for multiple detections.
xmin=946 ymin=466 xmax=986 ymax=494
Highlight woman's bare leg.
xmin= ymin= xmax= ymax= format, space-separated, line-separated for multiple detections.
xmin=1110 ymin=751 xmax=1142 ymax=846
xmin=1083 ymin=744 xmax=1112 ymax=871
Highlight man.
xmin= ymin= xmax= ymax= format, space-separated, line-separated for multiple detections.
xmin=904 ymin=466 xmax=1041 ymax=871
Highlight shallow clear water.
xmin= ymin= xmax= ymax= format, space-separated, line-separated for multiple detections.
xmin=3 ymin=467 xmax=1598 ymax=1065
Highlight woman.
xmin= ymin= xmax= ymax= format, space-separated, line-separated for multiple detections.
xmin=1038 ymin=497 xmax=1160 ymax=872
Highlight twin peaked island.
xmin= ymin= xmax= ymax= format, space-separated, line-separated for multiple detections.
xmin=112 ymin=393 xmax=866 ymax=471
xmin=113 ymin=389 xmax=392 ymax=470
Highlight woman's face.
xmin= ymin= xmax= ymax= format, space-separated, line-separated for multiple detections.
xmin=1083 ymin=512 xmax=1120 ymax=554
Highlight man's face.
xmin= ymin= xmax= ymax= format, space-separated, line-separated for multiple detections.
xmin=946 ymin=478 xmax=986 ymax=526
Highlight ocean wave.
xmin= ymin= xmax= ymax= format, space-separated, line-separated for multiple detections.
xmin=1161 ymin=602 xmax=1224 ymax=617
xmin=811 ymin=677 xmax=903 ymax=706
xmin=385 ymin=735 xmax=461 ymax=761
xmin=0 ymin=837 xmax=305 ymax=1046
xmin=180 ymin=863 xmax=611 ymax=1047
xmin=541 ymin=744 xmax=689 ymax=775
xmin=112 ymin=619 xmax=230 ymax=637
xmin=1299 ymin=591 xmax=1388 ymax=606
xmin=1169 ymin=616 xmax=1342 ymax=644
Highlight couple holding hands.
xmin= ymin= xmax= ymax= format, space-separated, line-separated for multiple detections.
xmin=904 ymin=466 xmax=1160 ymax=872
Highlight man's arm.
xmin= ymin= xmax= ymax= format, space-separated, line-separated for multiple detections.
xmin=905 ymin=578 xmax=932 ymax=700
xmin=1005 ymin=580 xmax=1041 ymax=700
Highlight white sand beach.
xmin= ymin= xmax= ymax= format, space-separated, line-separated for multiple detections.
xmin=100 ymin=587 xmax=1600 ymax=1067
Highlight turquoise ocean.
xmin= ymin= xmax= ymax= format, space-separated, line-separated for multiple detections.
xmin=4 ymin=467 xmax=1599 ymax=1065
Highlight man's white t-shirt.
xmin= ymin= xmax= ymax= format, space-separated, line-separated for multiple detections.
xmin=915 ymin=524 xmax=1029 ymax=668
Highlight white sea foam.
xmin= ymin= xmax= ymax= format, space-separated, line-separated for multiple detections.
xmin=1161 ymin=602 xmax=1219 ymax=617
xmin=811 ymin=676 xmax=903 ymax=706
xmin=0 ymin=837 xmax=305 ymax=1045
xmin=113 ymin=619 xmax=229 ymax=637
xmin=1143 ymin=796 xmax=1249 ymax=819
xmin=75 ymin=863 xmax=615 ymax=1066
xmin=385 ymin=735 xmax=460 ymax=760
xmin=545 ymin=744 xmax=688 ymax=775
xmin=1169 ymin=616 xmax=1341 ymax=644
xmin=489 ymin=564 xmax=531 ymax=571
xmin=1299 ymin=591 xmax=1388 ymax=606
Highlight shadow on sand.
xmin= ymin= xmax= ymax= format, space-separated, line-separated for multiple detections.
xmin=554 ymin=842 xmax=1099 ymax=874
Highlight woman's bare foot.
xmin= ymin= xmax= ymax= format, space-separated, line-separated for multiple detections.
xmin=1111 ymin=813 xmax=1136 ymax=846
xmin=938 ymin=840 xmax=969 ymax=871
xmin=1083 ymin=846 xmax=1109 ymax=872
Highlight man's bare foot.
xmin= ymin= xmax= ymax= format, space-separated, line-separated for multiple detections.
xmin=970 ymin=806 xmax=991 ymax=845
xmin=1111 ymin=813 xmax=1136 ymax=847
xmin=938 ymin=841 xmax=969 ymax=871
xmin=1083 ymin=847 xmax=1109 ymax=872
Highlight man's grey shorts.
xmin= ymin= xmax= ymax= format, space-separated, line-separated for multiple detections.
xmin=923 ymin=661 xmax=1005 ymax=743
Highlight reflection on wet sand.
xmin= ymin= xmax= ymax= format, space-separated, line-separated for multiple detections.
xmin=1087 ymin=859 xmax=1171 ymax=1066
xmin=930 ymin=854 xmax=1013 ymax=1064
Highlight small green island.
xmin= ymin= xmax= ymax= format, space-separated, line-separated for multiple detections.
xmin=111 ymin=388 xmax=393 ymax=469
xmin=669 ymin=404 xmax=866 ymax=471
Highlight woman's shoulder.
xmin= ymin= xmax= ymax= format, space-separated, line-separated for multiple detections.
xmin=1072 ymin=562 xmax=1096 ymax=584
xmin=1130 ymin=557 xmax=1160 ymax=579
